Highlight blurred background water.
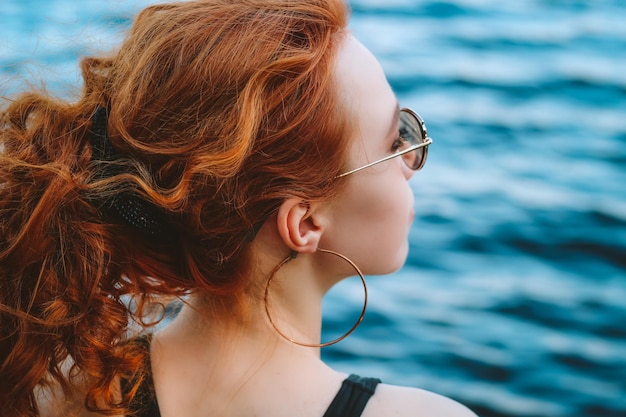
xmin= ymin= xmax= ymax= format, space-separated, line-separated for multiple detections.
xmin=1 ymin=1 xmax=625 ymax=416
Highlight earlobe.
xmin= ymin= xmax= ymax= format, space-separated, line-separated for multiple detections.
xmin=276 ymin=198 xmax=323 ymax=254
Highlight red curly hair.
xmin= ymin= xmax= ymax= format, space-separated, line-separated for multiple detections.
xmin=0 ymin=0 xmax=351 ymax=415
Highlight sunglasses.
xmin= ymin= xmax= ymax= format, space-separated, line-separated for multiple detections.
xmin=337 ymin=108 xmax=432 ymax=178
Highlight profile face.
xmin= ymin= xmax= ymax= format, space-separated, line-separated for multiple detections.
xmin=320 ymin=34 xmax=416 ymax=276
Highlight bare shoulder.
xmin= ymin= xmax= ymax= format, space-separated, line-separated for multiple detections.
xmin=364 ymin=383 xmax=478 ymax=417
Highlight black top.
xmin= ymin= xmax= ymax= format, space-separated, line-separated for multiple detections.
xmin=124 ymin=336 xmax=381 ymax=417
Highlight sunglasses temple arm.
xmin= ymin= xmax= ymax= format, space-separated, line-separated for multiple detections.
xmin=336 ymin=139 xmax=432 ymax=179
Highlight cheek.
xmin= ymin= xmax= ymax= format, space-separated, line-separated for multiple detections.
xmin=330 ymin=174 xmax=413 ymax=274
xmin=356 ymin=172 xmax=412 ymax=225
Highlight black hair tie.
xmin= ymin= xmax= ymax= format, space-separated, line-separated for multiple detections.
xmin=90 ymin=107 xmax=175 ymax=239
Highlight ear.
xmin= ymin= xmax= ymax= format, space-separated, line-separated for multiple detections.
xmin=276 ymin=198 xmax=324 ymax=254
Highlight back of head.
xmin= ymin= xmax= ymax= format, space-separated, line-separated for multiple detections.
xmin=0 ymin=0 xmax=350 ymax=415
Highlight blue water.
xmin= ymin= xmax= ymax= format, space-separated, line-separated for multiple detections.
xmin=2 ymin=1 xmax=625 ymax=416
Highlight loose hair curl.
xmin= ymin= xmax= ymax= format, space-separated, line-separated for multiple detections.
xmin=0 ymin=0 xmax=351 ymax=415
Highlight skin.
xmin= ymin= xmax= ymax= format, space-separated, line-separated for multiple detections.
xmin=41 ymin=34 xmax=477 ymax=417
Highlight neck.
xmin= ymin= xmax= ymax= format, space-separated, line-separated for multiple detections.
xmin=162 ymin=250 xmax=331 ymax=358
xmin=149 ymin=245 xmax=356 ymax=416
xmin=263 ymin=251 xmax=330 ymax=347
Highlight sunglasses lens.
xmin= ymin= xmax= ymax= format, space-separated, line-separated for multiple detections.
xmin=399 ymin=109 xmax=428 ymax=170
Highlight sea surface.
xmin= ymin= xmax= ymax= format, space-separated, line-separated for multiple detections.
xmin=1 ymin=1 xmax=625 ymax=416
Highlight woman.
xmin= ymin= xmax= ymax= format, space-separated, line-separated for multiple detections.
xmin=0 ymin=1 xmax=476 ymax=416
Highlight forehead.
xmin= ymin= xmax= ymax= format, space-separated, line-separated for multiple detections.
xmin=334 ymin=35 xmax=397 ymax=151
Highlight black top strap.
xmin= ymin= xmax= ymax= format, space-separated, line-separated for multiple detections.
xmin=322 ymin=374 xmax=382 ymax=417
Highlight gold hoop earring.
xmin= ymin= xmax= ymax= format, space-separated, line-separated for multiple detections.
xmin=263 ymin=248 xmax=368 ymax=348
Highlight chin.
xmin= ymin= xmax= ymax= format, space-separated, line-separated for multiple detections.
xmin=392 ymin=243 xmax=411 ymax=271
xmin=370 ymin=246 xmax=410 ymax=276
